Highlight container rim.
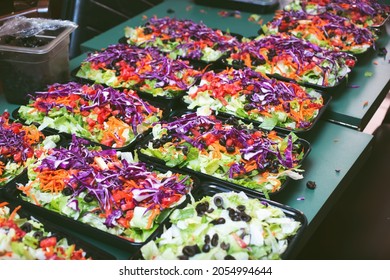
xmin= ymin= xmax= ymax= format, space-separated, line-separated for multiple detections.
xmin=0 ymin=26 xmax=76 ymax=54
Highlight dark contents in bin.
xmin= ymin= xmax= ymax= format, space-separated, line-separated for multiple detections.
xmin=0 ymin=35 xmax=49 ymax=48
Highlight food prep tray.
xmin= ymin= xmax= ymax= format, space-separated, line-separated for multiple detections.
xmin=136 ymin=110 xmax=311 ymax=198
xmin=131 ymin=181 xmax=307 ymax=260
xmin=71 ymin=66 xmax=190 ymax=113
xmin=3 ymin=165 xmax=199 ymax=257
xmin=0 ymin=199 xmax=116 ymax=260
xmin=193 ymin=0 xmax=279 ymax=13
xmin=182 ymin=68 xmax=332 ymax=133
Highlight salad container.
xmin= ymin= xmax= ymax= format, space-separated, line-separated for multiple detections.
xmin=261 ymin=10 xmax=376 ymax=55
xmin=122 ymin=16 xmax=241 ymax=65
xmin=137 ymin=111 xmax=311 ymax=198
xmin=222 ymin=34 xmax=357 ymax=91
xmin=183 ymin=67 xmax=332 ymax=133
xmin=73 ymin=44 xmax=204 ymax=112
xmin=193 ymin=0 xmax=279 ymax=14
xmin=0 ymin=111 xmax=62 ymax=193
xmin=283 ymin=0 xmax=390 ymax=29
xmin=132 ymin=182 xmax=307 ymax=260
xmin=11 ymin=81 xmax=165 ymax=151
xmin=4 ymin=136 xmax=199 ymax=256
xmin=0 ymin=200 xmax=116 ymax=259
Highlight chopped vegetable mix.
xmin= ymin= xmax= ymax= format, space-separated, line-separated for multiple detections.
xmin=184 ymin=67 xmax=324 ymax=130
xmin=0 ymin=202 xmax=93 ymax=259
xmin=17 ymin=82 xmax=163 ymax=148
xmin=141 ymin=191 xmax=303 ymax=260
xmin=140 ymin=113 xmax=307 ymax=196
xmin=17 ymin=136 xmax=195 ymax=243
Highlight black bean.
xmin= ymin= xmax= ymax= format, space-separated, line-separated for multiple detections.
xmin=210 ymin=217 xmax=226 ymax=225
xmin=204 ymin=234 xmax=210 ymax=244
xmin=224 ymin=255 xmax=236 ymax=260
xmin=195 ymin=202 xmax=209 ymax=216
xmin=237 ymin=205 xmax=246 ymax=212
xmin=211 ymin=233 xmax=219 ymax=247
xmin=202 ymin=243 xmax=210 ymax=253
xmin=182 ymin=245 xmax=201 ymax=257
xmin=220 ymin=242 xmax=230 ymax=251
xmin=240 ymin=213 xmax=252 ymax=222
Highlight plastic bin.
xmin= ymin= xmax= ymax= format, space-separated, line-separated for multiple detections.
xmin=0 ymin=26 xmax=75 ymax=104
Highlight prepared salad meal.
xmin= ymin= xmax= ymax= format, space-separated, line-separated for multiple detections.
xmin=139 ymin=112 xmax=308 ymax=197
xmin=14 ymin=136 xmax=195 ymax=244
xmin=183 ymin=68 xmax=325 ymax=131
xmin=124 ymin=16 xmax=240 ymax=63
xmin=224 ymin=34 xmax=356 ymax=88
xmin=16 ymin=82 xmax=163 ymax=149
xmin=140 ymin=191 xmax=304 ymax=260
xmin=75 ymin=44 xmax=203 ymax=98
xmin=284 ymin=0 xmax=390 ymax=28
xmin=262 ymin=10 xmax=376 ymax=54
xmin=0 ymin=111 xmax=59 ymax=188
xmin=0 ymin=202 xmax=95 ymax=259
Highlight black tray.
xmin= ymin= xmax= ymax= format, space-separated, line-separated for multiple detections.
xmin=136 ymin=111 xmax=311 ymax=198
xmin=221 ymin=51 xmax=356 ymax=92
xmin=12 ymin=101 xmax=164 ymax=152
xmin=194 ymin=0 xmax=280 ymax=14
xmin=71 ymin=66 xmax=197 ymax=113
xmin=182 ymin=73 xmax=332 ymax=134
xmin=131 ymin=181 xmax=307 ymax=260
xmin=3 ymin=166 xmax=199 ymax=257
xmin=0 ymin=119 xmax=64 ymax=194
xmin=0 ymin=199 xmax=116 ymax=260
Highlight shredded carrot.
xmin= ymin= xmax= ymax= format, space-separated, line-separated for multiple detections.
xmin=37 ymin=170 xmax=69 ymax=193
xmin=8 ymin=205 xmax=22 ymax=221
xmin=0 ymin=201 xmax=9 ymax=208
xmin=145 ymin=208 xmax=161 ymax=230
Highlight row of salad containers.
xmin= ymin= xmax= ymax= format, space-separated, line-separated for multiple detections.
xmin=0 ymin=111 xmax=307 ymax=260
xmin=2 ymin=0 xmax=389 ymax=260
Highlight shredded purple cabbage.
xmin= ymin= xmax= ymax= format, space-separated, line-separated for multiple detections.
xmin=37 ymin=135 xmax=191 ymax=227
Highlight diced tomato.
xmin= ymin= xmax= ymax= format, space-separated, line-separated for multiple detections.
xmin=40 ymin=236 xmax=57 ymax=248
xmin=345 ymin=59 xmax=356 ymax=68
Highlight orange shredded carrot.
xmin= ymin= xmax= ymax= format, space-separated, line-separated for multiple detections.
xmin=8 ymin=205 xmax=22 ymax=221
xmin=146 ymin=208 xmax=161 ymax=230
xmin=0 ymin=202 xmax=9 ymax=208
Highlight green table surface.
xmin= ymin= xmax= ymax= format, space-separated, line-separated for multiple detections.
xmin=79 ymin=0 xmax=390 ymax=131
xmin=0 ymin=0 xmax=376 ymax=259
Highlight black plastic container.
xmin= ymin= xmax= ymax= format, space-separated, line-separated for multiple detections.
xmin=3 ymin=166 xmax=199 ymax=257
xmin=194 ymin=0 xmax=280 ymax=14
xmin=136 ymin=110 xmax=312 ymax=198
xmin=11 ymin=93 xmax=166 ymax=152
xmin=131 ymin=181 xmax=307 ymax=260
xmin=0 ymin=199 xmax=116 ymax=260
